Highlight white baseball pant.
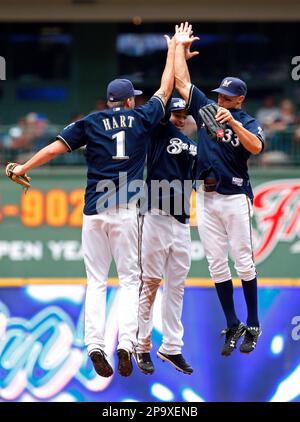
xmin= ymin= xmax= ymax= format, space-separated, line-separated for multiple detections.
xmin=136 ymin=211 xmax=191 ymax=355
xmin=196 ymin=188 xmax=256 ymax=283
xmin=83 ymin=203 xmax=140 ymax=355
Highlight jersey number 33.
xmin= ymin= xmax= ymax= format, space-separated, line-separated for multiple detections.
xmin=222 ymin=128 xmax=240 ymax=147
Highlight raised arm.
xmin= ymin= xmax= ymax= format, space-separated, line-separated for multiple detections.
xmin=174 ymin=22 xmax=199 ymax=102
xmin=9 ymin=140 xmax=69 ymax=176
xmin=154 ymin=35 xmax=176 ymax=106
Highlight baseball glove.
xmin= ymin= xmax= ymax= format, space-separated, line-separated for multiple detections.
xmin=5 ymin=162 xmax=31 ymax=190
xmin=199 ymin=103 xmax=226 ymax=139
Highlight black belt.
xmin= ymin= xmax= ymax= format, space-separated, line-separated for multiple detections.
xmin=203 ymin=178 xmax=217 ymax=192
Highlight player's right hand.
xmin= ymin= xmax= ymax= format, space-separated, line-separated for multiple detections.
xmin=5 ymin=162 xmax=31 ymax=190
xmin=175 ymin=22 xmax=199 ymax=47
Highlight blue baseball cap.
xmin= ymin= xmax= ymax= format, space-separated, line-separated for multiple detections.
xmin=169 ymin=97 xmax=187 ymax=112
xmin=107 ymin=79 xmax=143 ymax=101
xmin=212 ymin=77 xmax=247 ymax=97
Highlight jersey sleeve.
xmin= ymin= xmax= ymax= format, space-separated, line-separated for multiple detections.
xmin=187 ymin=85 xmax=212 ymax=126
xmin=136 ymin=96 xmax=166 ymax=130
xmin=244 ymin=118 xmax=266 ymax=152
xmin=57 ymin=119 xmax=86 ymax=152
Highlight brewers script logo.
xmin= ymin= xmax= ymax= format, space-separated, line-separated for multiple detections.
xmin=253 ymin=179 xmax=300 ymax=264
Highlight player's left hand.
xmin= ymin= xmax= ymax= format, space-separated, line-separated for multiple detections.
xmin=215 ymin=107 xmax=235 ymax=125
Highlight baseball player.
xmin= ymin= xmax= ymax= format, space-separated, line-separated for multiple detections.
xmin=174 ymin=22 xmax=264 ymax=356
xmin=134 ymin=97 xmax=196 ymax=375
xmin=7 ymin=35 xmax=176 ymax=377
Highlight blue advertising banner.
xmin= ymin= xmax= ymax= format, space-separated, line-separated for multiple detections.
xmin=0 ymin=285 xmax=300 ymax=402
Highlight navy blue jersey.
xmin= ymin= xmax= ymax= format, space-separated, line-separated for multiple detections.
xmin=57 ymin=96 xmax=165 ymax=215
xmin=143 ymin=121 xmax=197 ymax=224
xmin=187 ymin=85 xmax=265 ymax=200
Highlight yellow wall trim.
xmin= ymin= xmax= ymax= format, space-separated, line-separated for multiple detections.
xmin=0 ymin=278 xmax=300 ymax=287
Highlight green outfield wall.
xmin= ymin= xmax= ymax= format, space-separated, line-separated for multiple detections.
xmin=0 ymin=167 xmax=299 ymax=279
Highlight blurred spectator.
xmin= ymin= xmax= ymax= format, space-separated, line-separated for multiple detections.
xmin=294 ymin=126 xmax=300 ymax=141
xmin=271 ymin=99 xmax=296 ymax=131
xmin=1 ymin=96 xmax=299 ymax=167
xmin=258 ymin=99 xmax=297 ymax=165
xmin=4 ymin=117 xmax=28 ymax=149
xmin=256 ymin=96 xmax=280 ymax=128
xmin=1 ymin=112 xmax=57 ymax=163
xmin=135 ymin=95 xmax=147 ymax=107
xmin=292 ymin=117 xmax=300 ymax=159
xmin=69 ymin=112 xmax=85 ymax=123
xmin=31 ymin=113 xmax=54 ymax=151
xmin=89 ymin=98 xmax=107 ymax=114
xmin=260 ymin=150 xmax=290 ymax=166
xmin=95 ymin=98 xmax=107 ymax=111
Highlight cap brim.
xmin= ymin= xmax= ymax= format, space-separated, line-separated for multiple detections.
xmin=212 ymin=87 xmax=236 ymax=96
xmin=134 ymin=89 xmax=143 ymax=96
xmin=170 ymin=107 xmax=186 ymax=112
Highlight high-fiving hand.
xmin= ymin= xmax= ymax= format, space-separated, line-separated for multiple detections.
xmin=175 ymin=21 xmax=199 ymax=60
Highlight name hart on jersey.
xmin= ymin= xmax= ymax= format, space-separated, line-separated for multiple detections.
xmin=102 ymin=114 xmax=135 ymax=131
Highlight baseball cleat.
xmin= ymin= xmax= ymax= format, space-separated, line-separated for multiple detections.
xmin=90 ymin=350 xmax=113 ymax=378
xmin=117 ymin=348 xmax=133 ymax=377
xmin=221 ymin=322 xmax=246 ymax=356
xmin=133 ymin=352 xmax=155 ymax=375
xmin=157 ymin=351 xmax=193 ymax=375
xmin=240 ymin=326 xmax=262 ymax=354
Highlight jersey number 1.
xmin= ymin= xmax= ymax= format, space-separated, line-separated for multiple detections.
xmin=112 ymin=131 xmax=129 ymax=159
